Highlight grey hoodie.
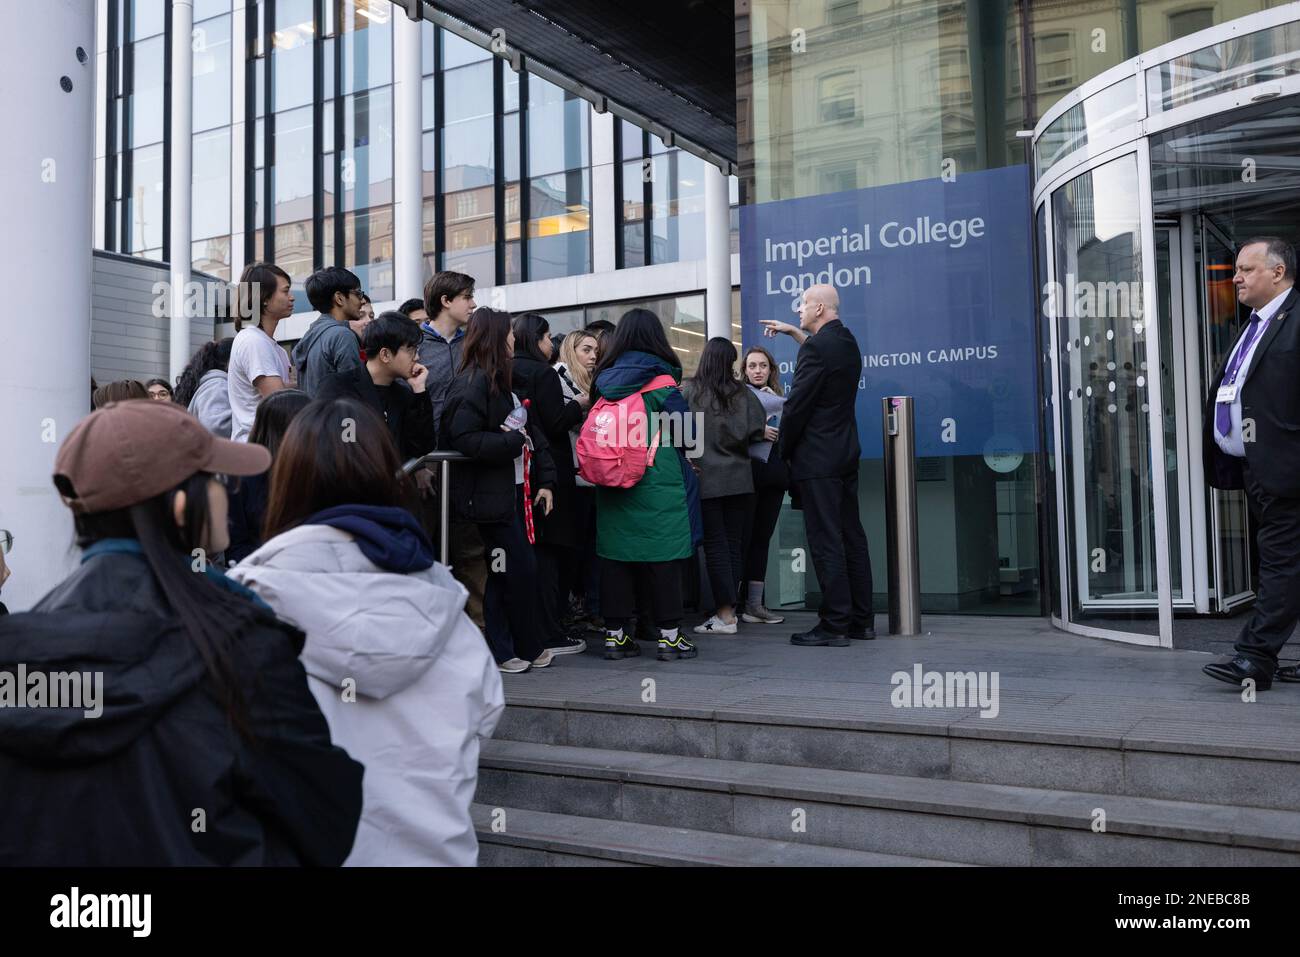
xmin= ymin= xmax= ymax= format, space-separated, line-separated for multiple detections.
xmin=291 ymin=315 xmax=362 ymax=397
xmin=188 ymin=369 xmax=232 ymax=438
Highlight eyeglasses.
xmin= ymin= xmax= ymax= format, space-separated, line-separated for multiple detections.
xmin=0 ymin=530 xmax=12 ymax=555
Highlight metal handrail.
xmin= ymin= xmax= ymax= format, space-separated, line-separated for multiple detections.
xmin=401 ymin=451 xmax=469 ymax=565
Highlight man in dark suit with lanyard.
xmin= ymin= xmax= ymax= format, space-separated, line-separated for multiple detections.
xmin=766 ymin=284 xmax=875 ymax=646
xmin=1202 ymin=237 xmax=1300 ymax=691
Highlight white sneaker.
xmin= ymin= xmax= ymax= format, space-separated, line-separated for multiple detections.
xmin=498 ymin=658 xmax=531 ymax=674
xmin=694 ymin=615 xmax=738 ymax=635
xmin=531 ymin=648 xmax=555 ymax=669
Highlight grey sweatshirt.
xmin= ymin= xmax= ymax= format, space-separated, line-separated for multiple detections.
xmin=291 ymin=315 xmax=362 ymax=397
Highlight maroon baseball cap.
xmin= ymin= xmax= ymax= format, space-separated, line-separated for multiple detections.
xmin=54 ymin=399 xmax=272 ymax=514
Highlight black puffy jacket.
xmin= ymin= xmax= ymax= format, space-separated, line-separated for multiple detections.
xmin=0 ymin=544 xmax=364 ymax=866
xmin=440 ymin=368 xmax=556 ymax=524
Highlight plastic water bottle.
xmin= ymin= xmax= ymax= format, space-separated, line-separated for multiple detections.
xmin=503 ymin=398 xmax=530 ymax=431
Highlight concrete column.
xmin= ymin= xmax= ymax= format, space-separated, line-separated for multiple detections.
xmin=393 ymin=10 xmax=424 ymax=300
xmin=0 ymin=0 xmax=96 ymax=609
xmin=229 ymin=0 xmax=248 ymax=279
xmin=590 ymin=110 xmax=616 ymax=274
xmin=704 ymin=160 xmax=732 ymax=340
xmin=169 ymin=0 xmax=195 ymax=381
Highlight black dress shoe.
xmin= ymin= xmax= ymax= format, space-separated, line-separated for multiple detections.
xmin=790 ymin=628 xmax=850 ymax=647
xmin=1203 ymin=656 xmax=1273 ymax=691
xmin=1275 ymin=664 xmax=1300 ymax=683
xmin=847 ymin=627 xmax=877 ymax=640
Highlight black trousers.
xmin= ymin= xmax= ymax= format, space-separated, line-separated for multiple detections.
xmin=743 ymin=485 xmax=785 ymax=585
xmin=535 ymin=543 xmax=573 ymax=645
xmin=601 ymin=559 xmax=683 ymax=630
xmin=1236 ymin=464 xmax=1300 ymax=668
xmin=795 ymin=471 xmax=873 ymax=634
xmin=702 ymin=493 xmax=753 ymax=610
xmin=477 ymin=487 xmax=546 ymax=664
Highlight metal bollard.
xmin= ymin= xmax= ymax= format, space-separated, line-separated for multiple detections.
xmin=439 ymin=458 xmax=451 ymax=566
xmin=882 ymin=396 xmax=921 ymax=636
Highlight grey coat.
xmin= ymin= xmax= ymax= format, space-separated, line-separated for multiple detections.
xmin=291 ymin=316 xmax=362 ymax=397
xmin=681 ymin=380 xmax=767 ymax=499
xmin=188 ymin=369 xmax=232 ymax=439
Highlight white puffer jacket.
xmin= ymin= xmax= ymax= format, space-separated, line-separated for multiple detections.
xmin=229 ymin=524 xmax=504 ymax=866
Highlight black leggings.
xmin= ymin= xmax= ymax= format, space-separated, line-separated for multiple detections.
xmin=601 ymin=559 xmax=683 ymax=631
xmin=743 ymin=485 xmax=785 ymax=584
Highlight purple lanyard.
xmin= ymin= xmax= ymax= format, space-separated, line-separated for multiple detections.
xmin=1220 ymin=312 xmax=1265 ymax=394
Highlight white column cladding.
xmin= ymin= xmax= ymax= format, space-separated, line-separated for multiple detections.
xmin=0 ymin=0 xmax=96 ymax=608
xmin=393 ymin=10 xmax=424 ymax=299
xmin=229 ymin=0 xmax=247 ymax=279
xmin=590 ymin=110 xmax=616 ymax=274
xmin=169 ymin=0 xmax=195 ymax=381
xmin=704 ymin=160 xmax=732 ymax=340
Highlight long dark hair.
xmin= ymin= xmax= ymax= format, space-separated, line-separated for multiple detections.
xmin=458 ymin=307 xmax=513 ymax=396
xmin=593 ymin=308 xmax=680 ymax=383
xmin=692 ymin=337 xmax=743 ymax=411
xmin=512 ymin=313 xmax=551 ymax=363
xmin=173 ymin=338 xmax=234 ymax=407
xmin=249 ymin=388 xmax=311 ymax=457
xmin=60 ymin=473 xmax=262 ymax=737
xmin=262 ymin=398 xmax=405 ymax=539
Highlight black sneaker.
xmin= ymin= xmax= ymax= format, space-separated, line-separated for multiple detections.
xmin=546 ymin=636 xmax=588 ymax=656
xmin=604 ymin=632 xmax=641 ymax=660
xmin=657 ymin=633 xmax=698 ymax=661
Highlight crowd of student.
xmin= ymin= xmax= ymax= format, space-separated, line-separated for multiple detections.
xmin=0 ymin=259 xmax=867 ymax=865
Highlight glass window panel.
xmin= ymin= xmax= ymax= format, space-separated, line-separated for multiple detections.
xmin=194 ymin=0 xmax=230 ymax=22
xmin=528 ymin=171 xmax=591 ymax=280
xmin=255 ymin=117 xmax=265 ymax=168
xmin=421 ymin=129 xmax=436 ymax=197
xmin=344 ymin=206 xmax=395 ymax=299
xmin=274 ymin=219 xmax=314 ymax=303
xmin=504 ymin=68 xmax=520 ymax=113
xmin=422 ymin=20 xmax=434 ymax=74
xmin=192 ymin=14 xmax=232 ymax=132
xmin=130 ymin=35 xmax=166 ymax=146
xmin=1035 ymin=78 xmax=1140 ymax=177
xmin=272 ymin=106 xmax=314 ymax=223
xmin=444 ymin=188 xmax=495 ymax=284
xmin=528 ymin=76 xmax=589 ymax=177
xmin=322 ymin=100 xmax=334 ymax=152
xmin=422 ymin=75 xmax=435 ymax=130
xmin=504 ymin=182 xmax=521 ymax=240
xmin=130 ymin=0 xmax=165 ymax=40
xmin=255 ymin=56 xmax=266 ymax=118
xmin=272 ymin=26 xmax=314 ymax=112
xmin=620 ymin=120 xmax=643 ymax=160
xmin=503 ymin=111 xmax=520 ymax=183
xmin=650 ymin=151 xmax=706 ymax=265
xmin=1147 ymin=20 xmax=1300 ymax=114
xmin=192 ymin=127 xmax=231 ymax=240
xmin=443 ymin=62 xmax=493 ymax=123
xmin=128 ymin=143 xmax=164 ymax=254
xmin=341 ymin=2 xmax=393 ymax=93
xmin=193 ymin=235 xmax=231 ymax=279
xmin=343 ymin=86 xmax=394 ymax=211
xmin=442 ymin=115 xmax=494 ymax=192
xmin=443 ymin=29 xmax=490 ymax=69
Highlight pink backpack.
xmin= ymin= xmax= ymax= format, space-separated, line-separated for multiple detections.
xmin=576 ymin=374 xmax=677 ymax=488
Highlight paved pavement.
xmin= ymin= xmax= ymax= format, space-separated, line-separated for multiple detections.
xmin=506 ymin=612 xmax=1300 ymax=760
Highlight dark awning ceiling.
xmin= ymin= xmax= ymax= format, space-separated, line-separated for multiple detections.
xmin=409 ymin=0 xmax=736 ymax=168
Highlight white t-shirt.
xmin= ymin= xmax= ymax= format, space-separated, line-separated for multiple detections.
xmin=228 ymin=326 xmax=291 ymax=442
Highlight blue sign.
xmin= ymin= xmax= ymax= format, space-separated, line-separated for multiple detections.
xmin=740 ymin=165 xmax=1038 ymax=460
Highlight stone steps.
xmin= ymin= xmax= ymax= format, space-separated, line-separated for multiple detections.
xmin=493 ymin=696 xmax=1300 ymax=812
xmin=474 ymin=739 xmax=1300 ymax=866
xmin=471 ymin=804 xmax=965 ymax=867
